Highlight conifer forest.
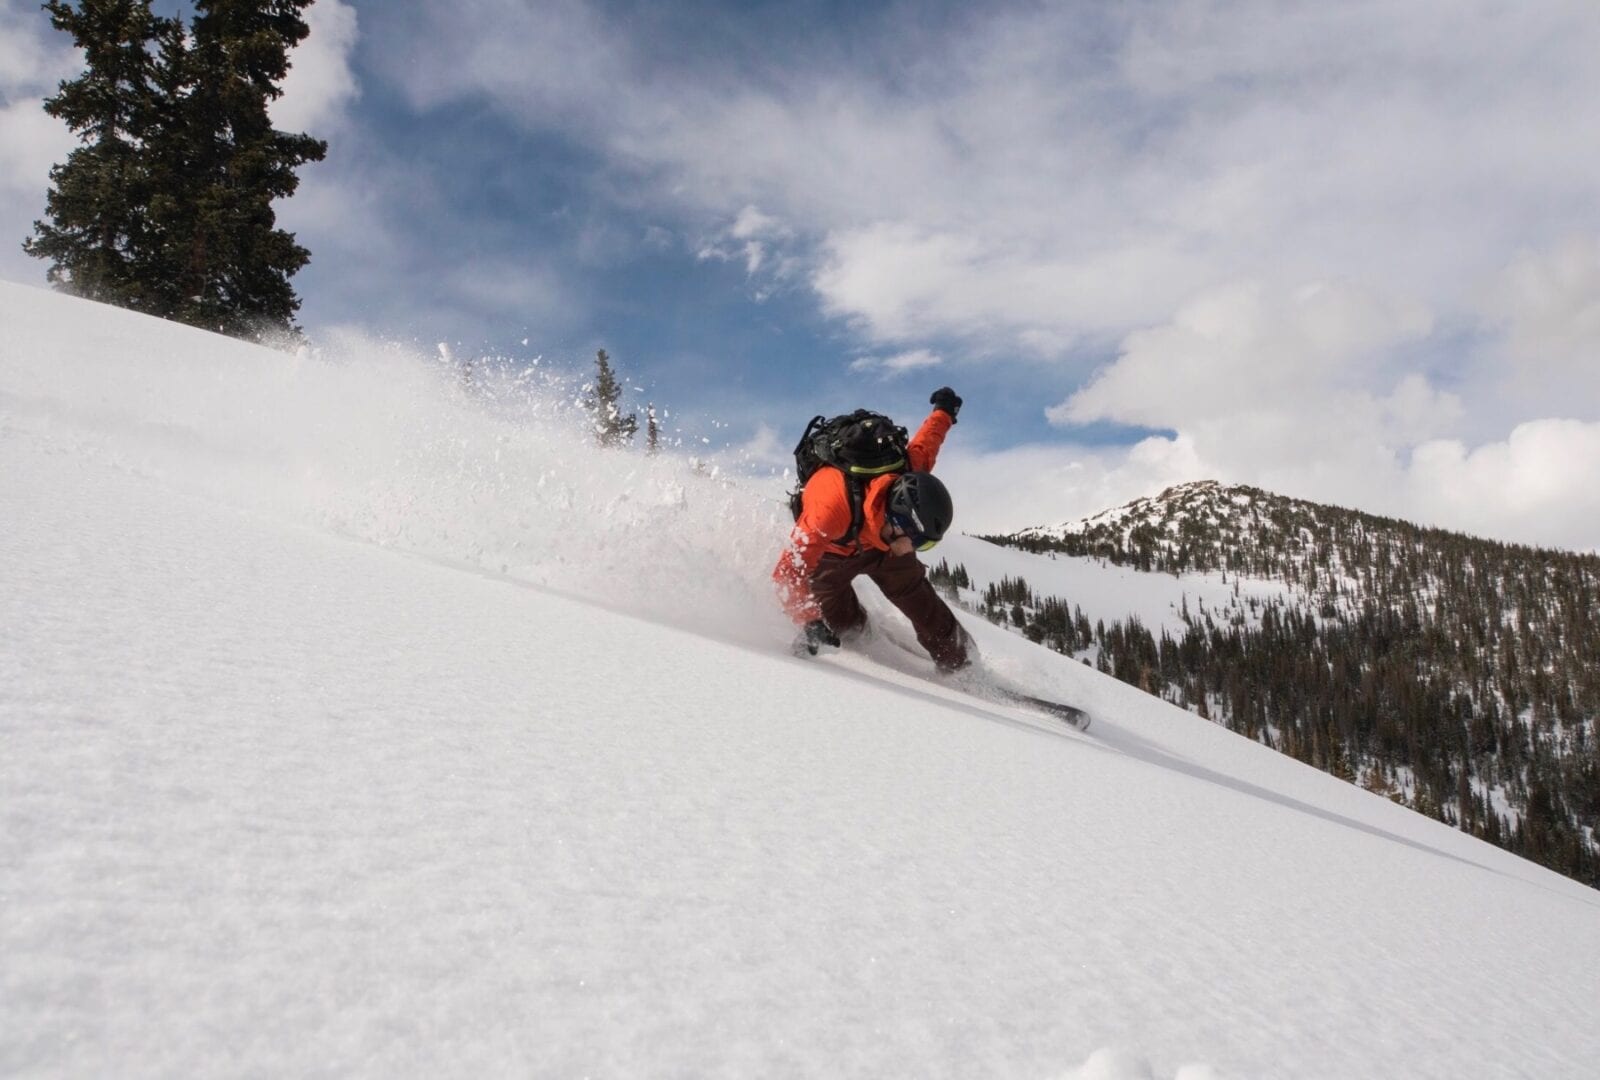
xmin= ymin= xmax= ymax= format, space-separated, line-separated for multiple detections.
xmin=938 ymin=482 xmax=1600 ymax=887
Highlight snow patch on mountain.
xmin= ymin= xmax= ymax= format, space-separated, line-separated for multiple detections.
xmin=939 ymin=533 xmax=1291 ymax=640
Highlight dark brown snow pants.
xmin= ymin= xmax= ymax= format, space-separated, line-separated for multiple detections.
xmin=810 ymin=548 xmax=970 ymax=671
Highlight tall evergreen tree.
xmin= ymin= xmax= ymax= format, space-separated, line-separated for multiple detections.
xmin=164 ymin=0 xmax=326 ymax=338
xmin=23 ymin=1 xmax=176 ymax=311
xmin=25 ymin=0 xmax=327 ymax=341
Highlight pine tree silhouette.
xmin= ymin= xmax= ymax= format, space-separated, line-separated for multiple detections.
xmin=586 ymin=350 xmax=638 ymax=447
xmin=25 ymin=0 xmax=326 ymax=341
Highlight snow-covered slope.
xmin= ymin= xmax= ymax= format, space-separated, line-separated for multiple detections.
xmin=976 ymin=479 xmax=1600 ymax=878
xmin=3 ymin=282 xmax=1598 ymax=1080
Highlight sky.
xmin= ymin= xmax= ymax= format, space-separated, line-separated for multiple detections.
xmin=3 ymin=0 xmax=1599 ymax=549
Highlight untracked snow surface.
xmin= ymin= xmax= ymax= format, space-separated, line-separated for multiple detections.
xmin=3 ymin=282 xmax=1598 ymax=1079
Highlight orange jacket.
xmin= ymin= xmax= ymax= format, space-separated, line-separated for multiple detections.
xmin=773 ymin=408 xmax=953 ymax=623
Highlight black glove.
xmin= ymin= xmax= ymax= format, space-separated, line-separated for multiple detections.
xmin=930 ymin=386 xmax=962 ymax=423
xmin=797 ymin=619 xmax=842 ymax=656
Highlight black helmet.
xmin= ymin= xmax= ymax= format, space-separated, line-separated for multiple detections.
xmin=887 ymin=471 xmax=953 ymax=549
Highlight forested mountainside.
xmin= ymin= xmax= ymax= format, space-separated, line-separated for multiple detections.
xmin=954 ymin=481 xmax=1600 ymax=887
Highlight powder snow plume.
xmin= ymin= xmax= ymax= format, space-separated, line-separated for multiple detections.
xmin=0 ymin=281 xmax=794 ymax=646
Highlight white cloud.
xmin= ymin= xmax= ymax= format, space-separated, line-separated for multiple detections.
xmin=1480 ymin=235 xmax=1600 ymax=416
xmin=936 ymin=435 xmax=1207 ymax=537
xmin=0 ymin=97 xmax=71 ymax=196
xmin=440 ymin=259 xmax=572 ymax=321
xmin=815 ymin=225 xmax=1212 ymax=351
xmin=1053 ymin=279 xmax=1435 ymax=431
xmin=272 ymin=159 xmax=394 ymax=253
xmin=0 ymin=1 xmax=77 ymax=285
xmin=1382 ymin=373 xmax=1464 ymax=446
xmin=730 ymin=206 xmax=787 ymax=242
xmin=1023 ymin=272 xmax=1599 ymax=549
xmin=380 ymin=2 xmax=1600 ymax=355
xmin=696 ymin=237 xmax=772 ymax=277
xmin=815 ymin=225 xmax=983 ymax=343
xmin=0 ymin=1 xmax=77 ymax=96
xmin=849 ymin=349 xmax=943 ymax=377
xmin=1408 ymin=420 xmax=1600 ymax=551
xmin=947 ymin=413 xmax=1600 ymax=554
xmin=730 ymin=423 xmax=784 ymax=465
xmin=375 ymin=0 xmax=625 ymax=127
xmin=695 ymin=205 xmax=804 ymax=290
xmin=272 ymin=0 xmax=361 ymax=135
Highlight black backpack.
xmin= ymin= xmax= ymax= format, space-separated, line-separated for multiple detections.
xmin=788 ymin=410 xmax=910 ymax=544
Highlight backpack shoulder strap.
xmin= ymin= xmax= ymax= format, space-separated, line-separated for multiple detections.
xmin=839 ymin=467 xmax=901 ymax=549
xmin=797 ymin=465 xmax=871 ymax=550
xmin=844 ymin=471 xmax=868 ymax=548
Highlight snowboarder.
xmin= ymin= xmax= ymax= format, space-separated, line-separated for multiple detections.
xmin=774 ymin=387 xmax=971 ymax=671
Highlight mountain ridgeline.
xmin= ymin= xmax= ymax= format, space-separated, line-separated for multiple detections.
xmin=962 ymin=481 xmax=1600 ymax=887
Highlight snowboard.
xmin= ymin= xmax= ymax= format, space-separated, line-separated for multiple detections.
xmin=794 ymin=621 xmax=1092 ymax=731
